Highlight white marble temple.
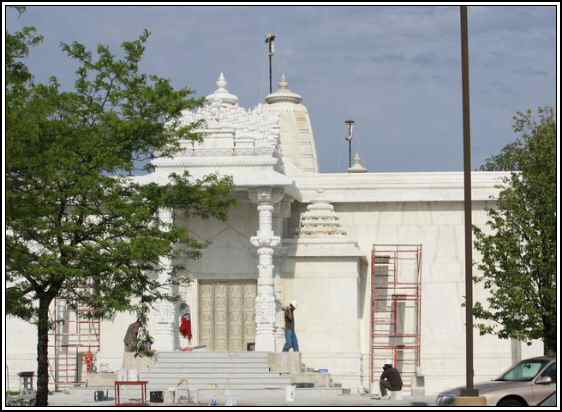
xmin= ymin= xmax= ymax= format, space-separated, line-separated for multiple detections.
xmin=5 ymin=73 xmax=543 ymax=396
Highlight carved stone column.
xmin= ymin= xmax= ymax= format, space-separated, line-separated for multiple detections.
xmin=273 ymin=252 xmax=286 ymax=351
xmin=152 ymin=208 xmax=177 ymax=352
xmin=273 ymin=198 xmax=292 ymax=350
xmin=249 ymin=188 xmax=284 ymax=352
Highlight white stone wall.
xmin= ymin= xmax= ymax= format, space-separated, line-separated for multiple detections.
xmin=5 ymin=311 xmax=137 ymax=391
xmin=175 ymin=195 xmax=259 ymax=280
xmin=280 ymin=257 xmax=363 ymax=390
xmin=98 ymin=312 xmax=138 ymax=372
xmin=5 ymin=316 xmax=37 ymax=391
xmin=334 ymin=200 xmax=543 ymax=396
xmin=5 ymin=195 xmax=544 ymax=396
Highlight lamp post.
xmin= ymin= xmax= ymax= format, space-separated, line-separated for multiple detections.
xmin=265 ymin=33 xmax=276 ymax=94
xmin=344 ymin=120 xmax=355 ymax=169
xmin=460 ymin=5 xmax=478 ymax=397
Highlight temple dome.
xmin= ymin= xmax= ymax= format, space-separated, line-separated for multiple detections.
xmin=265 ymin=74 xmax=302 ymax=105
xmin=206 ymin=72 xmax=239 ymax=106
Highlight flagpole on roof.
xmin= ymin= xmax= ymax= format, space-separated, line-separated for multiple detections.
xmin=265 ymin=33 xmax=276 ymax=94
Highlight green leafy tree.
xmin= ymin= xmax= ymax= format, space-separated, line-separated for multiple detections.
xmin=473 ymin=107 xmax=556 ymax=355
xmin=6 ymin=19 xmax=236 ymax=405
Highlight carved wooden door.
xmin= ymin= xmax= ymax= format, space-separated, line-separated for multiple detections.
xmin=198 ymin=280 xmax=256 ymax=352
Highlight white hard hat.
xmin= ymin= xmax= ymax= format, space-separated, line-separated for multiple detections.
xmin=290 ymin=300 xmax=297 ymax=308
xmin=383 ymin=360 xmax=393 ymax=367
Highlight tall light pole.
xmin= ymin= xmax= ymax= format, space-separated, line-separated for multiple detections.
xmin=344 ymin=120 xmax=355 ymax=169
xmin=265 ymin=33 xmax=276 ymax=94
xmin=460 ymin=5 xmax=478 ymax=397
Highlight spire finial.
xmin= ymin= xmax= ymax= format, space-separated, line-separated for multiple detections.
xmin=279 ymin=74 xmax=288 ymax=89
xmin=216 ymin=72 xmax=227 ymax=90
xmin=206 ymin=72 xmax=239 ymax=106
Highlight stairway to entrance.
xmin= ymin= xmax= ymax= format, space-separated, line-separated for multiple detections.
xmin=74 ymin=351 xmax=346 ymax=405
xmin=140 ymin=351 xmax=292 ymax=391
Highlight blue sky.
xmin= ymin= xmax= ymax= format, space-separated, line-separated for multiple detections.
xmin=6 ymin=5 xmax=557 ymax=172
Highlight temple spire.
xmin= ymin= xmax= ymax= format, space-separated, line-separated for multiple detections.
xmin=279 ymin=73 xmax=288 ymax=89
xmin=216 ymin=72 xmax=227 ymax=90
xmin=206 ymin=72 xmax=239 ymax=106
xmin=265 ymin=74 xmax=302 ymax=104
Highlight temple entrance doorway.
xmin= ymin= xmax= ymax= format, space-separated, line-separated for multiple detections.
xmin=198 ymin=279 xmax=257 ymax=352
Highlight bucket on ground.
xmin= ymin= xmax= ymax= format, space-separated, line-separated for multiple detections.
xmin=225 ymin=390 xmax=238 ymax=406
xmin=285 ymin=385 xmax=296 ymax=402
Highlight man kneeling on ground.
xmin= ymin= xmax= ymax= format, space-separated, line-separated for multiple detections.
xmin=379 ymin=361 xmax=403 ymax=399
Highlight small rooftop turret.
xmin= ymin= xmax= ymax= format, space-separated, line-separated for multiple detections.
xmin=265 ymin=74 xmax=303 ymax=105
xmin=206 ymin=72 xmax=239 ymax=106
xmin=348 ymin=153 xmax=368 ymax=173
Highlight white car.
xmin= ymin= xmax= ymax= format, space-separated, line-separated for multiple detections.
xmin=436 ymin=357 xmax=557 ymax=406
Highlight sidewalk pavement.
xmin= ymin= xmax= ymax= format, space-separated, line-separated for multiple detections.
xmin=46 ymin=389 xmax=437 ymax=407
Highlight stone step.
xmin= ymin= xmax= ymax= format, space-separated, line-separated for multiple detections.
xmin=156 ymin=351 xmax=269 ymax=358
xmin=136 ymin=351 xmax=303 ymax=394
xmin=142 ymin=376 xmax=291 ymax=385
xmin=146 ymin=364 xmax=270 ymax=371
xmin=155 ymin=358 xmax=269 ymax=365
xmin=143 ymin=371 xmax=286 ymax=378
xmin=144 ymin=385 xmax=291 ymax=396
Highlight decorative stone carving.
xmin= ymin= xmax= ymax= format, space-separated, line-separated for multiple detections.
xmin=296 ymin=200 xmax=348 ymax=238
xmin=179 ymin=73 xmax=281 ymax=159
xmin=248 ymin=187 xmax=285 ymax=205
xmin=272 ymin=254 xmax=286 ymax=351
xmin=250 ymin=188 xmax=284 ymax=248
xmin=284 ymin=197 xmax=366 ymax=260
xmin=248 ymin=187 xmax=285 ymax=352
xmin=279 ymin=197 xmax=293 ymax=219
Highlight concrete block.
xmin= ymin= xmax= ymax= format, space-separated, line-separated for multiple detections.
xmin=268 ymin=352 xmax=302 ymax=373
xmin=291 ymin=372 xmax=331 ymax=387
xmin=86 ymin=372 xmax=116 ymax=386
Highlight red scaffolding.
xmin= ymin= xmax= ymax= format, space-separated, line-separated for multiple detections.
xmin=369 ymin=244 xmax=422 ymax=391
xmin=48 ymin=295 xmax=101 ymax=389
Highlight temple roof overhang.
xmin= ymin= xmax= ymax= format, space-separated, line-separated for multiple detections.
xmin=294 ymin=171 xmax=509 ymax=203
xmin=132 ymin=158 xmax=299 ymax=199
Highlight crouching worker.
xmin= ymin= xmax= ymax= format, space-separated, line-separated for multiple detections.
xmin=379 ymin=361 xmax=403 ymax=399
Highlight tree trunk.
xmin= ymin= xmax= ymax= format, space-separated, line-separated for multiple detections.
xmin=35 ymin=296 xmax=52 ymax=406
